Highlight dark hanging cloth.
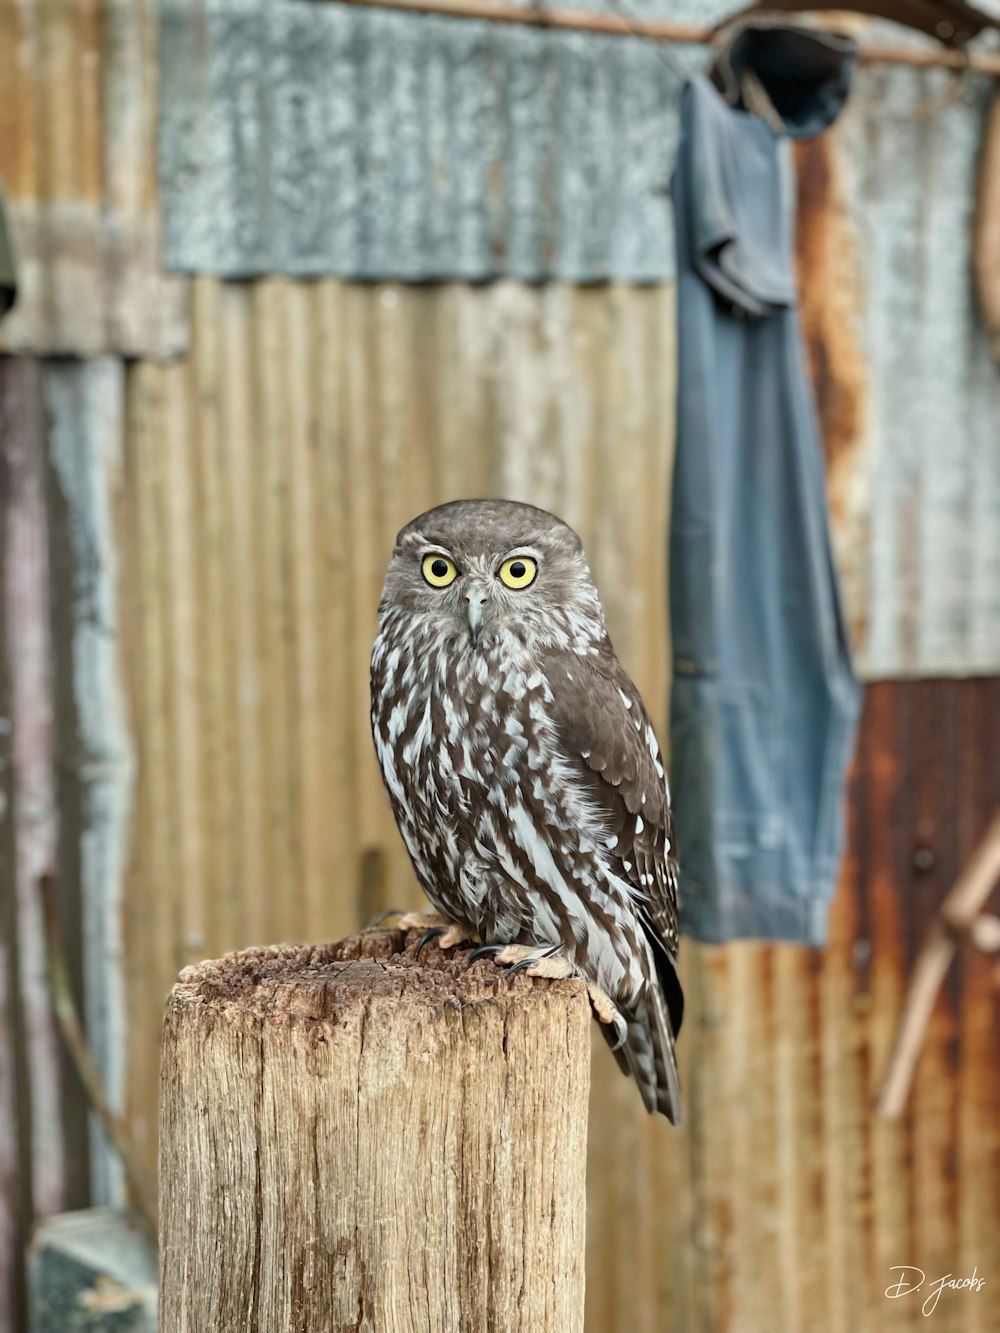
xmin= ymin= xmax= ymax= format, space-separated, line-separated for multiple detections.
xmin=669 ymin=23 xmax=862 ymax=945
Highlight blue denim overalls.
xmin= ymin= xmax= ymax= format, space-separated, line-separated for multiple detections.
xmin=670 ymin=25 xmax=863 ymax=944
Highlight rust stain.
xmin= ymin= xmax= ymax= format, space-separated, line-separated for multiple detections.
xmin=794 ymin=132 xmax=868 ymax=499
xmin=973 ymin=85 xmax=1000 ymax=363
xmin=794 ymin=129 xmax=871 ymax=660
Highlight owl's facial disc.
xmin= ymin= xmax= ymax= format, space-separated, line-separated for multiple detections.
xmin=413 ymin=544 xmax=544 ymax=647
xmin=383 ymin=502 xmax=607 ymax=656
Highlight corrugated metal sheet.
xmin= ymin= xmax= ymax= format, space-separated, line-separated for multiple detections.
xmin=672 ymin=674 xmax=1000 ymax=1331
xmin=4 ymin=8 xmax=1000 ymax=1328
xmin=116 ymin=277 xmax=678 ymax=1174
xmin=0 ymin=0 xmax=188 ymax=356
xmin=835 ymin=67 xmax=1000 ymax=678
xmin=92 ymin=279 xmax=998 ymax=1333
xmin=157 ymin=1 xmax=1000 ymax=676
xmin=158 ymin=0 xmax=703 ymax=280
xmin=0 ymin=362 xmax=67 ymax=1228
xmin=3 ymin=276 xmax=1000 ymax=1331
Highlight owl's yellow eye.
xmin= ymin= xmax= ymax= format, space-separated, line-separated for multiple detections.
xmin=498 ymin=555 xmax=538 ymax=590
xmin=421 ymin=553 xmax=458 ymax=588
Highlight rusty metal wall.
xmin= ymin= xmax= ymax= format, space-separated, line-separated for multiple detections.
xmin=2 ymin=4 xmax=1000 ymax=1331
xmin=115 ymin=276 xmax=679 ymax=1181
xmin=672 ymin=679 xmax=1000 ymax=1333
xmin=834 ymin=70 xmax=1000 ymax=679
xmin=108 ymin=280 xmax=1000 ymax=1333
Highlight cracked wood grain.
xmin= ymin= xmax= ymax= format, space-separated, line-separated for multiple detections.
xmin=159 ymin=929 xmax=590 ymax=1333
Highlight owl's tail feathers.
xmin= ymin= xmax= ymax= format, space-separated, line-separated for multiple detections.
xmin=603 ymin=982 xmax=682 ymax=1124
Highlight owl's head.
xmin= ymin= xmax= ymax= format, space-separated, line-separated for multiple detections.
xmin=379 ymin=500 xmax=605 ymax=652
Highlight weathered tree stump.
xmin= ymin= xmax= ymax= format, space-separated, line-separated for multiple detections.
xmin=158 ymin=929 xmax=591 ymax=1332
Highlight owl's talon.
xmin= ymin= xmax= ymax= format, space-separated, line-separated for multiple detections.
xmin=607 ymin=1011 xmax=628 ymax=1051
xmin=410 ymin=919 xmax=473 ymax=958
xmin=415 ymin=928 xmax=444 ymax=959
xmin=469 ymin=944 xmax=502 ymax=963
xmin=364 ymin=908 xmax=404 ymax=930
xmin=505 ymin=954 xmax=537 ymax=977
xmin=586 ymin=982 xmax=628 ymax=1051
xmin=495 ymin=944 xmax=574 ymax=980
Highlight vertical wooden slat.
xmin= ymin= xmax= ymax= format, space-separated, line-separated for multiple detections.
xmin=44 ymin=359 xmax=135 ymax=1206
xmin=282 ymin=280 xmax=324 ymax=942
xmin=858 ymin=683 xmax=914 ymax=1322
xmin=820 ymin=765 xmax=864 ymax=1333
xmin=909 ymin=681 xmax=962 ymax=1313
xmin=250 ymin=279 xmax=302 ymax=942
xmin=955 ymin=681 xmax=1000 ymax=1333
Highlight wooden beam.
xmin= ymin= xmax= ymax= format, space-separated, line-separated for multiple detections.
xmin=321 ymin=0 xmax=1000 ymax=75
xmin=159 ymin=930 xmax=591 ymax=1332
xmin=878 ymin=811 xmax=1000 ymax=1118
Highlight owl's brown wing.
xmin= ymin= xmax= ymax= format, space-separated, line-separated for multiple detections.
xmin=540 ymin=643 xmax=683 ymax=1039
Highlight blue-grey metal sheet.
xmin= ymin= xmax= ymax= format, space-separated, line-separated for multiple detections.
xmin=838 ymin=66 xmax=1000 ymax=677
xmin=158 ymin=0 xmax=715 ymax=280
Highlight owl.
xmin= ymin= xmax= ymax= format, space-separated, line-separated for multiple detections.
xmin=370 ymin=500 xmax=683 ymax=1121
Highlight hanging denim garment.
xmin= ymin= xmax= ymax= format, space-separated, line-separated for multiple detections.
xmin=670 ymin=24 xmax=862 ymax=945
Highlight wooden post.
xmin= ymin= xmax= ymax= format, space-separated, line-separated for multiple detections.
xmin=158 ymin=930 xmax=591 ymax=1332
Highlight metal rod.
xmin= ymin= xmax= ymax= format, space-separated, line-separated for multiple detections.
xmin=327 ymin=0 xmax=1000 ymax=75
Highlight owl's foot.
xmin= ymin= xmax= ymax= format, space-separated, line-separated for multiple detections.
xmin=473 ymin=944 xmax=628 ymax=1050
xmin=492 ymin=943 xmax=574 ymax=978
xmin=395 ymin=911 xmax=475 ymax=956
xmin=469 ymin=942 xmax=572 ymax=977
xmin=415 ymin=923 xmax=471 ymax=956
xmin=585 ymin=982 xmax=629 ymax=1052
xmin=364 ymin=909 xmax=475 ymax=956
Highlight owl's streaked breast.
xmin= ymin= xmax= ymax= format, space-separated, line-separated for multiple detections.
xmin=371 ymin=621 xmax=540 ymax=929
xmin=371 ymin=615 xmax=645 ymax=1001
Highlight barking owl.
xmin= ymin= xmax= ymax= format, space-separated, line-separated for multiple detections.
xmin=370 ymin=500 xmax=683 ymax=1122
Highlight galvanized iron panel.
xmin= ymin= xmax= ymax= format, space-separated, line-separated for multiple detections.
xmin=3 ymin=271 xmax=1000 ymax=1330
xmin=45 ymin=362 xmax=133 ymax=1209
xmin=158 ymin=0 xmax=711 ymax=279
xmin=99 ymin=281 xmax=999 ymax=1333
xmin=157 ymin=1 xmax=1000 ymax=678
xmin=835 ymin=68 xmax=1000 ymax=677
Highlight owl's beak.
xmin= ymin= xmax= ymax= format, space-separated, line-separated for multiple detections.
xmin=465 ymin=590 xmax=487 ymax=644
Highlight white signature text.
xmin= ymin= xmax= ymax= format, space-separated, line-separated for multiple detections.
xmin=885 ymin=1267 xmax=986 ymax=1317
